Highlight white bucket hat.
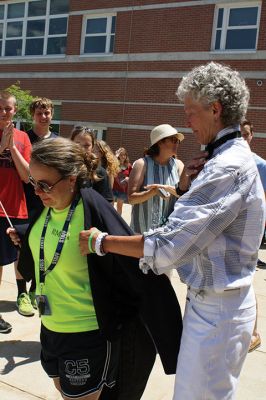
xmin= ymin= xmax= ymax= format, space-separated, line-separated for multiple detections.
xmin=150 ymin=124 xmax=184 ymax=147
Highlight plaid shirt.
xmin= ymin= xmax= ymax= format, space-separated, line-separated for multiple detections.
xmin=141 ymin=126 xmax=265 ymax=292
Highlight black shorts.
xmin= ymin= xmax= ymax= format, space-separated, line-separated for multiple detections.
xmin=40 ymin=324 xmax=120 ymax=399
xmin=0 ymin=217 xmax=26 ymax=266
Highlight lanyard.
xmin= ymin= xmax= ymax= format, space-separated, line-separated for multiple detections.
xmin=205 ymin=131 xmax=241 ymax=159
xmin=39 ymin=193 xmax=80 ymax=290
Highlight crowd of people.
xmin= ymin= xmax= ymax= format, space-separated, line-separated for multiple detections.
xmin=1 ymin=61 xmax=265 ymax=400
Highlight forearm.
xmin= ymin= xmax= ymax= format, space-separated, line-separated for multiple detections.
xmin=178 ymin=173 xmax=191 ymax=192
xmin=103 ymin=234 xmax=144 ymax=258
xmin=128 ymin=188 xmax=156 ymax=204
xmin=10 ymin=146 xmax=30 ymax=182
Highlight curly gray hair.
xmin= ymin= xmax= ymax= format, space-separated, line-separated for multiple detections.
xmin=176 ymin=62 xmax=250 ymax=126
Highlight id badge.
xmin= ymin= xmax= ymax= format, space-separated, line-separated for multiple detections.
xmin=36 ymin=295 xmax=52 ymax=317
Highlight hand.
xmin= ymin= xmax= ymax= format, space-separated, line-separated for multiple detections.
xmin=79 ymin=228 xmax=101 ymax=256
xmin=178 ymin=151 xmax=207 ymax=193
xmin=144 ymin=184 xmax=170 ymax=199
xmin=183 ymin=151 xmax=208 ymax=179
xmin=0 ymin=122 xmax=14 ymax=152
xmin=120 ymin=177 xmax=129 ymax=186
xmin=6 ymin=227 xmax=21 ymax=247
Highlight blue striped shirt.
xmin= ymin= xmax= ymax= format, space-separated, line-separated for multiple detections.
xmin=141 ymin=126 xmax=265 ymax=292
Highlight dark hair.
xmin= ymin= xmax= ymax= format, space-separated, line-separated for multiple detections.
xmin=241 ymin=120 xmax=253 ymax=135
xmin=143 ymin=143 xmax=160 ymax=157
xmin=70 ymin=126 xmax=96 ymax=147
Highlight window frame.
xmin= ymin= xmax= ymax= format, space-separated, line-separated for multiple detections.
xmin=0 ymin=0 xmax=69 ymax=58
xmin=211 ymin=2 xmax=261 ymax=52
xmin=80 ymin=13 xmax=116 ymax=56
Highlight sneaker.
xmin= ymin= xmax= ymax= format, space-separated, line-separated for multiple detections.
xmin=17 ymin=293 xmax=35 ymax=316
xmin=0 ymin=316 xmax=12 ymax=333
xmin=29 ymin=291 xmax=37 ymax=310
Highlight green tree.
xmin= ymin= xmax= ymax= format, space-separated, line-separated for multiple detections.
xmin=5 ymin=81 xmax=35 ymax=129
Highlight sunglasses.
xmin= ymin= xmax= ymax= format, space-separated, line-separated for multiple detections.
xmin=29 ymin=174 xmax=64 ymax=193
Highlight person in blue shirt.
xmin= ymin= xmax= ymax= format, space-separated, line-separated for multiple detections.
xmin=241 ymin=119 xmax=266 ymax=352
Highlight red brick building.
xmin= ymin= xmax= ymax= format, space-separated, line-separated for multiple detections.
xmin=0 ymin=0 xmax=265 ymax=163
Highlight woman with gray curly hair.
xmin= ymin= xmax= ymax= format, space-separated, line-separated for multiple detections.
xmin=177 ymin=61 xmax=249 ymax=129
xmin=82 ymin=62 xmax=265 ymax=399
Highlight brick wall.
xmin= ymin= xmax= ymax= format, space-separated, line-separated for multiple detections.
xmin=0 ymin=1 xmax=265 ymax=163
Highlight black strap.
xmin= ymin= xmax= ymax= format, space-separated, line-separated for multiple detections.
xmin=39 ymin=193 xmax=80 ymax=288
xmin=205 ymin=131 xmax=241 ymax=160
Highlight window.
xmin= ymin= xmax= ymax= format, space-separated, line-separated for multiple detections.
xmin=82 ymin=15 xmax=116 ymax=55
xmin=212 ymin=3 xmax=260 ymax=51
xmin=0 ymin=0 xmax=69 ymax=57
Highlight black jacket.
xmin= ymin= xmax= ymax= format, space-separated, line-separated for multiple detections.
xmin=17 ymin=187 xmax=182 ymax=374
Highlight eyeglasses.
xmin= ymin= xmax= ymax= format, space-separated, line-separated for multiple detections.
xmin=28 ymin=174 xmax=65 ymax=193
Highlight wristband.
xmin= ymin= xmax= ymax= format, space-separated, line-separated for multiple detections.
xmin=95 ymin=232 xmax=108 ymax=256
xmin=175 ymin=184 xmax=187 ymax=196
xmin=88 ymin=229 xmax=98 ymax=253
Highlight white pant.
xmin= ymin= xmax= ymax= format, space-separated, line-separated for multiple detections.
xmin=173 ymin=286 xmax=256 ymax=400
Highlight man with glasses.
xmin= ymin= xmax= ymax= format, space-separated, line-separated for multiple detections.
xmin=0 ymin=90 xmax=32 ymax=324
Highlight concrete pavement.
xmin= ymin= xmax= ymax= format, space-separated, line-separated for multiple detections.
xmin=0 ymin=203 xmax=265 ymax=399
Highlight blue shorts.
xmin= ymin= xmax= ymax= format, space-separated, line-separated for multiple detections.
xmin=40 ymin=325 xmax=120 ymax=398
xmin=113 ymin=190 xmax=128 ymax=202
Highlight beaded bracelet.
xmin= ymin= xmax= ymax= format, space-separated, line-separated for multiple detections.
xmin=95 ymin=232 xmax=108 ymax=256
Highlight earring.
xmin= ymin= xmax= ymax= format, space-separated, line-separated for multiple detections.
xmin=70 ymin=187 xmax=74 ymax=193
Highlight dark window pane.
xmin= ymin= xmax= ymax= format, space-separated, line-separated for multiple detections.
xmin=25 ymin=38 xmax=44 ymax=55
xmin=215 ymin=30 xmax=221 ymax=50
xmin=50 ymin=0 xmax=69 ymax=15
xmin=7 ymin=3 xmax=25 ymax=18
xmin=27 ymin=20 xmax=45 ymax=37
xmin=0 ymin=23 xmax=3 ymax=39
xmin=53 ymin=105 xmax=61 ymax=120
xmin=49 ymin=17 xmax=67 ymax=35
xmin=110 ymin=35 xmax=115 ymax=52
xmin=217 ymin=8 xmax=223 ymax=28
xmin=49 ymin=123 xmax=60 ymax=133
xmin=28 ymin=0 xmax=47 ymax=17
xmin=47 ymin=36 xmax=66 ymax=54
xmin=111 ymin=16 xmax=116 ymax=33
xmin=0 ymin=41 xmax=2 ymax=56
xmin=226 ymin=29 xmax=257 ymax=50
xmin=5 ymin=39 xmax=22 ymax=56
xmin=84 ymin=36 xmax=106 ymax=53
xmin=7 ymin=21 xmax=23 ymax=37
xmin=229 ymin=8 xmax=258 ymax=26
xmin=86 ymin=18 xmax=107 ymax=34
xmin=0 ymin=5 xmax=4 ymax=19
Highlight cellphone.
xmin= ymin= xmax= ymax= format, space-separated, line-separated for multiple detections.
xmin=158 ymin=188 xmax=170 ymax=198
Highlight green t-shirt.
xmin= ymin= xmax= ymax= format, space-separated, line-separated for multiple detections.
xmin=29 ymin=200 xmax=99 ymax=333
